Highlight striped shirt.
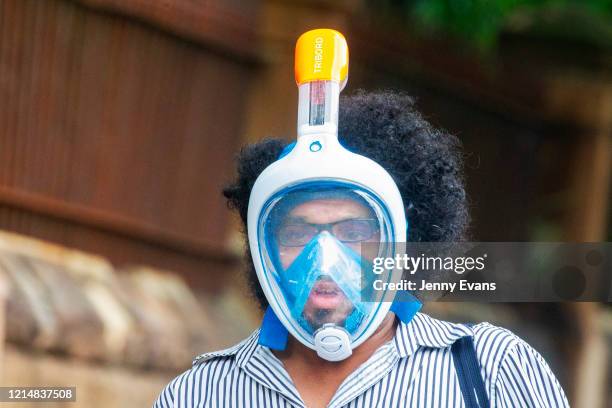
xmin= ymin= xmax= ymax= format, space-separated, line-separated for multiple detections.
xmin=153 ymin=313 xmax=569 ymax=407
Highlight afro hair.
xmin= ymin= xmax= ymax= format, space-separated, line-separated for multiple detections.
xmin=223 ymin=90 xmax=469 ymax=309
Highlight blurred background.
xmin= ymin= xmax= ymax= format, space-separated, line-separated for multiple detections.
xmin=0 ymin=0 xmax=610 ymax=406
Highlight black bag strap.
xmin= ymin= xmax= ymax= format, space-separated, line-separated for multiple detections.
xmin=451 ymin=326 xmax=490 ymax=408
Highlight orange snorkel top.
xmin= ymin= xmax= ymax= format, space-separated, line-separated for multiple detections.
xmin=295 ymin=29 xmax=349 ymax=89
xmin=294 ymin=29 xmax=349 ymax=138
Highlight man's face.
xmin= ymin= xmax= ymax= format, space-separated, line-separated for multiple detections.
xmin=276 ymin=198 xmax=380 ymax=329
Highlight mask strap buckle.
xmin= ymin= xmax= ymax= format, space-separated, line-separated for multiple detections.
xmin=390 ymin=291 xmax=422 ymax=323
xmin=259 ymin=306 xmax=289 ymax=350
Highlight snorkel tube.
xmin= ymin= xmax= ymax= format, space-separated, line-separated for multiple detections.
xmin=295 ymin=29 xmax=348 ymax=139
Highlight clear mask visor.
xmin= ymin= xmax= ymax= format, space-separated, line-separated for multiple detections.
xmin=257 ymin=182 xmax=397 ymax=342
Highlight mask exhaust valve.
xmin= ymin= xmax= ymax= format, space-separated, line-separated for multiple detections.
xmin=314 ymin=324 xmax=352 ymax=361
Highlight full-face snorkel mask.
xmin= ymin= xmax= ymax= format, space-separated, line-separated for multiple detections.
xmin=247 ymin=29 xmax=421 ymax=361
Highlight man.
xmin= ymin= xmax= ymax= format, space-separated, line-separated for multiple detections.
xmin=154 ymin=29 xmax=568 ymax=407
xmin=153 ymin=91 xmax=569 ymax=408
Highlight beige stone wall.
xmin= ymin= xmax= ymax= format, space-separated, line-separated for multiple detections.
xmin=0 ymin=229 xmax=257 ymax=406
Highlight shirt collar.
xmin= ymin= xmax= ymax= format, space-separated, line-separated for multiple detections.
xmin=235 ymin=329 xmax=262 ymax=368
xmin=393 ymin=312 xmax=473 ymax=358
xmin=192 ymin=329 xmax=260 ymax=367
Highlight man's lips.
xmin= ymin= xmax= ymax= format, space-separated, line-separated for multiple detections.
xmin=313 ymin=280 xmax=340 ymax=295
xmin=308 ymin=279 xmax=346 ymax=308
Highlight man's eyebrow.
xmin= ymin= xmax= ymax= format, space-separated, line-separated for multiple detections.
xmin=282 ymin=215 xmax=369 ymax=225
xmin=283 ymin=216 xmax=308 ymax=224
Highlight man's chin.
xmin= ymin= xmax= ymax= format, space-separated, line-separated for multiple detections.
xmin=303 ymin=308 xmax=349 ymax=330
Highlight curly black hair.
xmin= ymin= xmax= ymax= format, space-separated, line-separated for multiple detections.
xmin=223 ymin=90 xmax=469 ymax=309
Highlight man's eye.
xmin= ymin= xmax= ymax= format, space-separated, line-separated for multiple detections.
xmin=286 ymin=230 xmax=307 ymax=239
xmin=335 ymin=220 xmax=377 ymax=242
xmin=340 ymin=230 xmax=371 ymax=242
xmin=279 ymin=225 xmax=313 ymax=245
xmin=344 ymin=231 xmax=367 ymax=240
